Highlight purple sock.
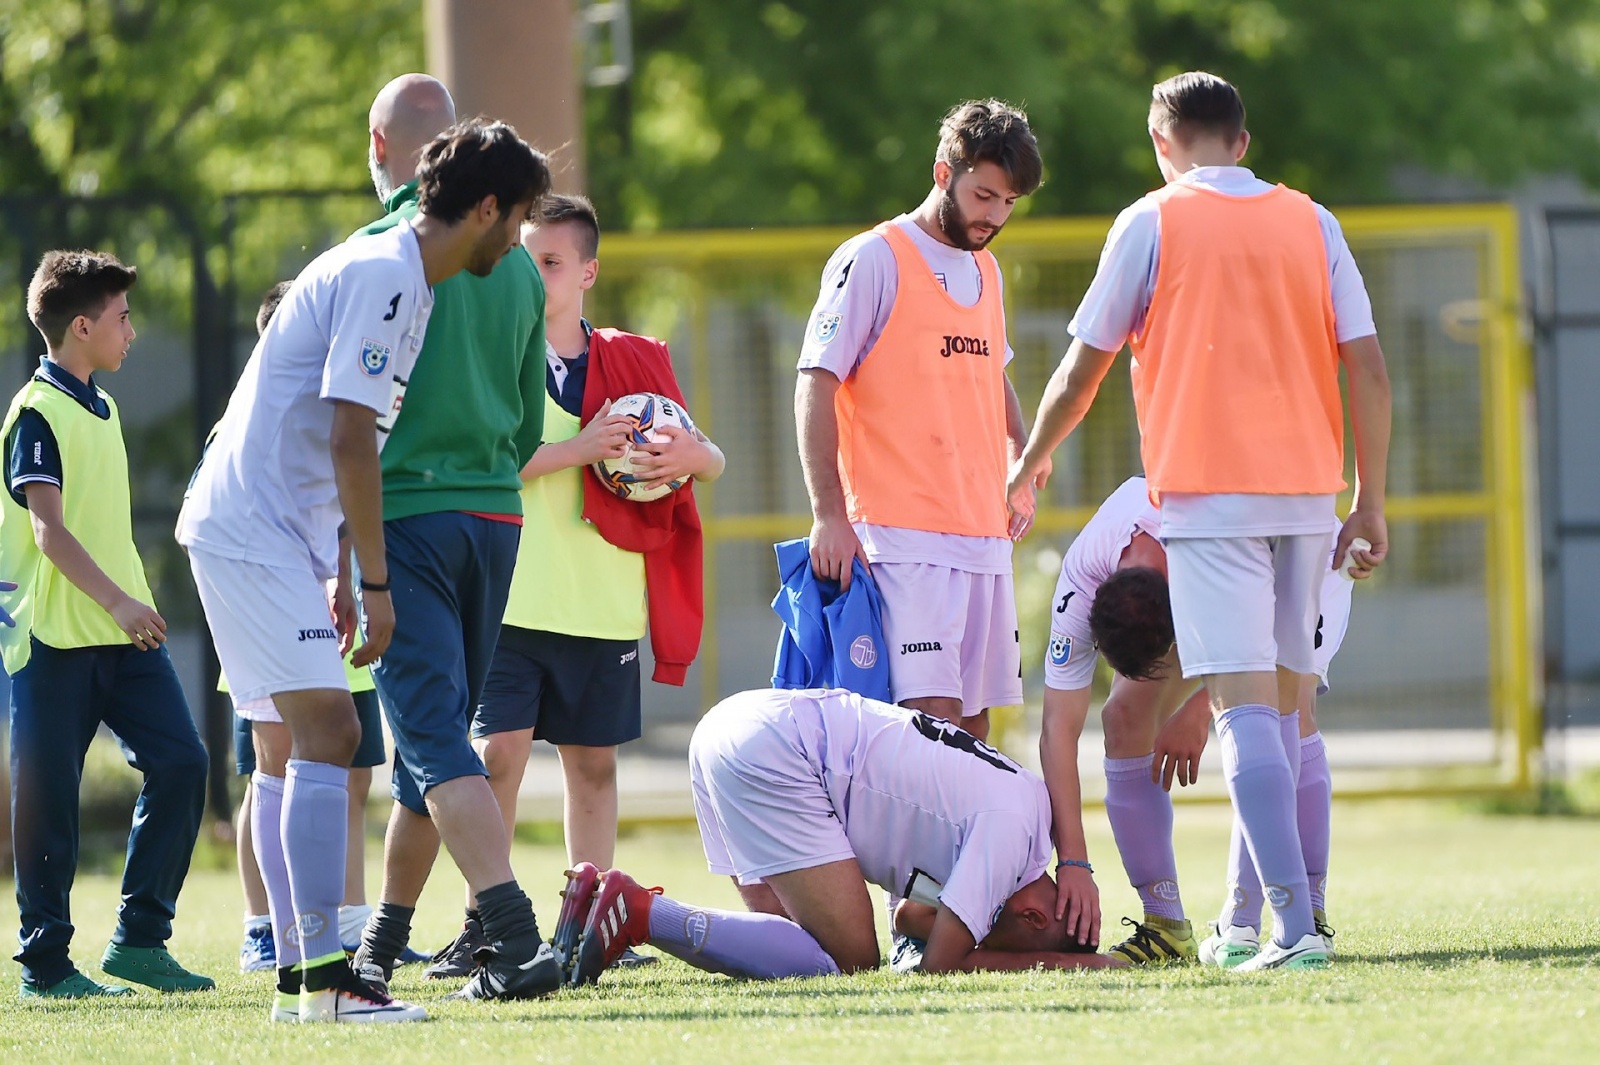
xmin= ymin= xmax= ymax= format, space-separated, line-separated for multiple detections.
xmin=1297 ymin=733 xmax=1332 ymax=913
xmin=1103 ymin=755 xmax=1183 ymax=921
xmin=1216 ymin=815 xmax=1262 ymax=933
xmin=282 ymin=759 xmax=349 ymax=966
xmin=1217 ymin=705 xmax=1314 ymax=947
xmin=250 ymin=772 xmax=301 ymax=969
xmin=647 ymin=893 xmax=841 ymax=978
xmin=1279 ymin=711 xmax=1303 ymax=791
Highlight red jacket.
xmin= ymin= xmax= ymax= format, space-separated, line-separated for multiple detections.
xmin=580 ymin=328 xmax=704 ymax=686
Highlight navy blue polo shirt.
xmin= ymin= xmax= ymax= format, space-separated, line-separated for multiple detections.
xmin=546 ymin=319 xmax=593 ymax=417
xmin=5 ymin=358 xmax=110 ymax=507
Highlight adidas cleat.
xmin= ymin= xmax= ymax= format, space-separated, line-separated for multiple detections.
xmin=1234 ymin=931 xmax=1330 ymax=972
xmin=1106 ymin=915 xmax=1196 ymax=964
xmin=550 ymin=863 xmax=602 ymax=978
xmin=1199 ymin=922 xmax=1260 ymax=969
xmin=423 ymin=917 xmax=489 ymax=980
xmin=453 ymin=941 xmax=564 ymax=1001
xmin=570 ymin=869 xmax=661 ymax=987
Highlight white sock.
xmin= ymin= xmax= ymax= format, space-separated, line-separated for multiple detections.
xmin=339 ymin=903 xmax=373 ymax=944
xmin=244 ymin=913 xmax=271 ymax=932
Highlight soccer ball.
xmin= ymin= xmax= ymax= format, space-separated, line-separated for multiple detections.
xmin=590 ymin=392 xmax=698 ymax=502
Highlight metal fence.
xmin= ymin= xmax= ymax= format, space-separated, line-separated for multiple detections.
xmin=593 ymin=204 xmax=1538 ymax=797
xmin=0 ymin=197 xmax=1538 ymax=810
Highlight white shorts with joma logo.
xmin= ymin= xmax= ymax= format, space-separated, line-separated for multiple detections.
xmin=871 ymin=562 xmax=1024 ymax=715
xmin=188 ymin=546 xmax=350 ymax=720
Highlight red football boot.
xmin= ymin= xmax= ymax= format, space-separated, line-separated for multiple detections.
xmin=550 ymin=863 xmax=601 ymax=979
xmin=570 ymin=870 xmax=661 ymax=987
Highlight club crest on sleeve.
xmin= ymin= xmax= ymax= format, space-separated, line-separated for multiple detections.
xmin=811 ymin=311 xmax=842 ymax=345
xmin=1048 ymin=634 xmax=1071 ymax=666
xmin=359 ymin=338 xmax=392 ymax=377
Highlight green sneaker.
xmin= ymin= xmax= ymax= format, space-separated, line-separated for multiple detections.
xmin=1106 ymin=915 xmax=1197 ymax=964
xmin=20 ymin=971 xmax=136 ymax=999
xmin=100 ymin=944 xmax=215 ymax=992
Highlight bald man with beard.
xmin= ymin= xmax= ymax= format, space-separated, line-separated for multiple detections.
xmin=338 ymin=75 xmax=561 ymax=1003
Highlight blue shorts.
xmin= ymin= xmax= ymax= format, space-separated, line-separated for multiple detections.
xmin=473 ymin=626 xmax=643 ymax=747
xmin=233 ymin=688 xmax=386 ymax=775
xmin=370 ymin=511 xmax=519 ymax=815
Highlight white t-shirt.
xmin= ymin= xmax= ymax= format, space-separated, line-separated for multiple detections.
xmin=1069 ymin=167 xmax=1374 ymax=537
xmin=798 ymin=216 xmax=1015 ymax=575
xmin=790 ymin=689 xmax=1054 ymax=942
xmin=177 ymin=219 xmax=432 ymax=579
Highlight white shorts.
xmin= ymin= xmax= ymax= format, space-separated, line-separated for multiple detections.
xmin=689 ymin=695 xmax=853 ymax=885
xmin=1165 ymin=530 xmax=1334 ymax=680
xmin=872 ymin=562 xmax=1023 ymax=714
xmin=188 ymin=547 xmax=349 ymax=714
xmin=1045 ymin=533 xmax=1355 ymax=692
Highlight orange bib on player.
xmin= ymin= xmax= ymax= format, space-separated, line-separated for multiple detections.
xmin=835 ymin=222 xmax=1010 ymax=537
xmin=1129 ymin=183 xmax=1345 ymax=501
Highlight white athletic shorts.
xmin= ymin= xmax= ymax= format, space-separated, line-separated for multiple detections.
xmin=872 ymin=562 xmax=1023 ymax=714
xmin=1165 ymin=530 xmax=1335 ymax=679
xmin=689 ymin=695 xmax=853 ymax=885
xmin=1045 ymin=532 xmax=1355 ymax=692
xmin=188 ymin=547 xmax=349 ymax=718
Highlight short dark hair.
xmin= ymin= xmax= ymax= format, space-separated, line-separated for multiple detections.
xmin=256 ymin=280 xmax=293 ymax=336
xmin=416 ymin=117 xmax=552 ymax=224
xmin=27 ymin=250 xmax=138 ymax=347
xmin=1088 ymin=567 xmax=1175 ymax=682
xmin=1149 ymin=71 xmax=1246 ymax=144
xmin=538 ymin=193 xmax=600 ymax=260
xmin=936 ymin=99 xmax=1043 ymax=197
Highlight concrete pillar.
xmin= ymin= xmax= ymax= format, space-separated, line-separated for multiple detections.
xmin=425 ymin=0 xmax=584 ymax=191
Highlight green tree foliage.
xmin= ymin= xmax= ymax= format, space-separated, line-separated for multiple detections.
xmin=588 ymin=0 xmax=1600 ymax=228
xmin=0 ymin=0 xmax=423 ymax=199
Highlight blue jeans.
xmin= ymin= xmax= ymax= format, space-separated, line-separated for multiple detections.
xmin=10 ymin=638 xmax=207 ymax=986
xmin=371 ymin=512 xmax=519 ymax=814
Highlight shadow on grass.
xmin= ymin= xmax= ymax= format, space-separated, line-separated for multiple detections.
xmin=1343 ymin=943 xmax=1600 ymax=968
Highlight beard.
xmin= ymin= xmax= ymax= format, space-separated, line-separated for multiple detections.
xmin=935 ymin=185 xmax=999 ymax=251
xmin=369 ymin=144 xmax=394 ymax=203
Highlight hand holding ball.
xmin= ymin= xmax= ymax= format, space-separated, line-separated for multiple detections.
xmin=590 ymin=392 xmax=697 ymax=502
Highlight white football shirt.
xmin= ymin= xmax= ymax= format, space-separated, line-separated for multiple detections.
xmin=790 ymin=689 xmax=1053 ymax=941
xmin=177 ymin=219 xmax=432 ymax=579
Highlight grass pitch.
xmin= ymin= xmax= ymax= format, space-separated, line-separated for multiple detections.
xmin=0 ymin=799 xmax=1595 ymax=1064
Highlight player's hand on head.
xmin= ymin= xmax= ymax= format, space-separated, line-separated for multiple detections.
xmin=352 ymin=588 xmax=393 ymax=667
xmin=1054 ymin=865 xmax=1100 ymax=947
xmin=574 ymin=400 xmax=634 ymax=465
xmin=1335 ymin=509 xmax=1388 ymax=580
xmin=808 ymin=513 xmax=867 ymax=590
xmin=110 ymin=595 xmax=167 ymax=650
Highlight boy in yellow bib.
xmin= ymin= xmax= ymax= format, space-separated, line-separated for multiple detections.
xmin=0 ymin=251 xmax=212 ymax=998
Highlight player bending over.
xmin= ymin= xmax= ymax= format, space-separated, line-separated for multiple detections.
xmin=555 ymin=688 xmax=1127 ymax=983
xmin=1040 ymin=476 xmax=1357 ymax=967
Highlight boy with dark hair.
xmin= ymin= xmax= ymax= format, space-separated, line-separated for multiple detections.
xmin=1 ymin=250 xmax=212 ymax=999
xmin=437 ymin=193 xmax=723 ymax=978
xmin=178 ymin=115 xmax=548 ymax=1021
xmin=1010 ymin=70 xmax=1392 ymax=970
xmin=795 ymin=98 xmax=1042 ymax=741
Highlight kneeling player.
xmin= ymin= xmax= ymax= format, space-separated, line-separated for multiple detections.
xmin=558 ymin=688 xmax=1127 ymax=982
xmin=1040 ymin=476 xmax=1355 ymax=966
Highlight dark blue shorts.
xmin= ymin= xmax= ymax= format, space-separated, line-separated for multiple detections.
xmin=473 ymin=626 xmax=643 ymax=747
xmin=233 ymin=688 xmax=385 ymax=775
xmin=370 ymin=511 xmax=519 ymax=815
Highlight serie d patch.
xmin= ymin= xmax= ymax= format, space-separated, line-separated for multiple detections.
xmin=360 ymin=338 xmax=392 ymax=377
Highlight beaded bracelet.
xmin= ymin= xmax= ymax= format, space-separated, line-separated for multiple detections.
xmin=1056 ymin=858 xmax=1094 ymax=874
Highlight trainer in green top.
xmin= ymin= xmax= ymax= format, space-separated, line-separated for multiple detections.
xmin=355 ymin=180 xmax=546 ymax=520
xmin=343 ymin=75 xmax=561 ymax=998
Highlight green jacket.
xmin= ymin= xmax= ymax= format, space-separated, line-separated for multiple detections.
xmin=354 ymin=182 xmax=546 ymax=521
